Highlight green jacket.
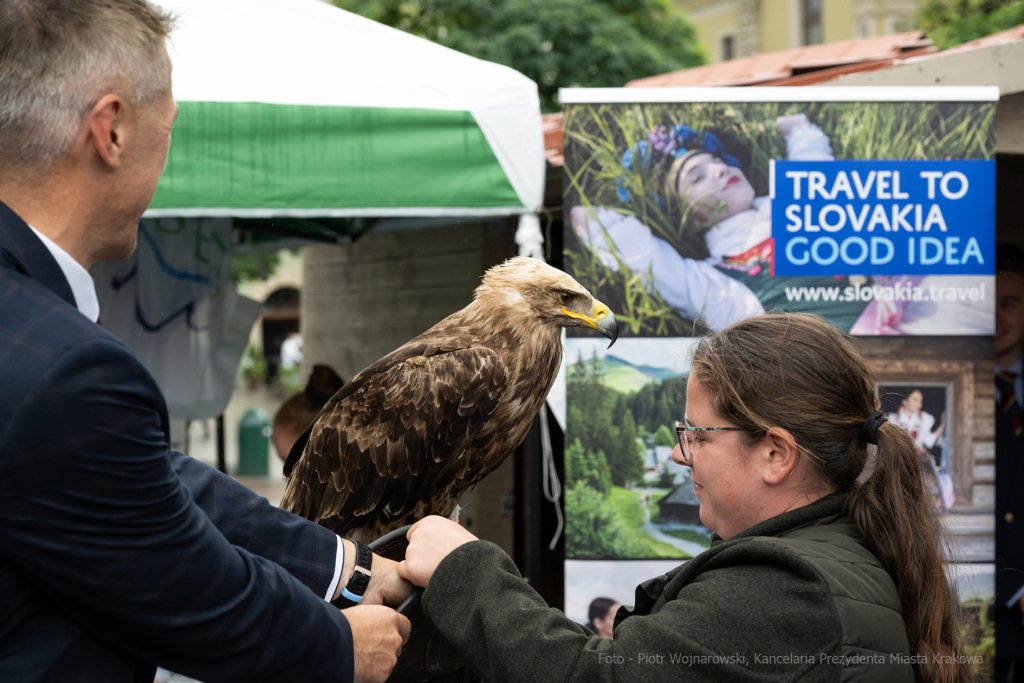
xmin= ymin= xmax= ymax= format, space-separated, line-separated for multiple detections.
xmin=422 ymin=493 xmax=916 ymax=683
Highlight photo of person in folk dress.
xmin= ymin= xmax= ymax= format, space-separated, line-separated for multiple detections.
xmin=881 ymin=385 xmax=953 ymax=513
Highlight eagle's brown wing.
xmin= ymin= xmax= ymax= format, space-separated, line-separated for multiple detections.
xmin=280 ymin=347 xmax=505 ymax=537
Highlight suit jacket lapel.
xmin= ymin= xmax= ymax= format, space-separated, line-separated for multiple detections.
xmin=0 ymin=198 xmax=76 ymax=309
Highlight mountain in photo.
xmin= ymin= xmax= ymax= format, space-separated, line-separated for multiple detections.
xmin=598 ymin=355 xmax=683 ymax=393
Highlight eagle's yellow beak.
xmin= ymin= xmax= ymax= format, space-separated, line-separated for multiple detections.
xmin=560 ymin=299 xmax=619 ymax=348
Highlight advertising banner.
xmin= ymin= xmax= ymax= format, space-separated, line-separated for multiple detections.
xmin=562 ymin=88 xmax=997 ymax=336
xmin=560 ymin=87 xmax=997 ymax=640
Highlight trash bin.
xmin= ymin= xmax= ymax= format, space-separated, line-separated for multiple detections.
xmin=238 ymin=408 xmax=271 ymax=475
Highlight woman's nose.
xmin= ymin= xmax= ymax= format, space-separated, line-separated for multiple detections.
xmin=671 ymin=443 xmax=685 ymax=464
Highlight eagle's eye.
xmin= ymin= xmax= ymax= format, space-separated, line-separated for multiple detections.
xmin=559 ymin=292 xmax=574 ymax=305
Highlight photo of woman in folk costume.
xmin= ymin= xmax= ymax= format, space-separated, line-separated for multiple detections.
xmin=570 ymin=113 xmax=871 ymax=332
xmin=887 ymin=389 xmax=954 ymax=512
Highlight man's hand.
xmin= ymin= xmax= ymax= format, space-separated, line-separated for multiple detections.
xmin=363 ymin=555 xmax=415 ymax=607
xmin=398 ymin=516 xmax=478 ymax=587
xmin=343 ymin=605 xmax=410 ymax=683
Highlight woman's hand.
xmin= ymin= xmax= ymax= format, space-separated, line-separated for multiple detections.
xmin=775 ymin=114 xmax=808 ymax=138
xmin=398 ymin=516 xmax=478 ymax=587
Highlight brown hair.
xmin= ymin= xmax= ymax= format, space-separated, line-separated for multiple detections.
xmin=665 ymin=148 xmax=712 ymax=202
xmin=0 ymin=0 xmax=175 ymax=175
xmin=273 ymin=364 xmax=345 ymax=434
xmin=690 ymin=312 xmax=970 ymax=683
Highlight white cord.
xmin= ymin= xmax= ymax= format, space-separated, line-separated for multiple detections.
xmin=520 ymin=221 xmax=562 ymax=548
xmin=539 ymin=408 xmax=563 ymax=550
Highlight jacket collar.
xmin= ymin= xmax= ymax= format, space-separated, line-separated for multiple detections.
xmin=711 ymin=490 xmax=851 ymax=545
xmin=0 ymin=198 xmax=76 ymax=309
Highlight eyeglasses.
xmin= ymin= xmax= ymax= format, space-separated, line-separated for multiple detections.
xmin=675 ymin=422 xmax=743 ymax=463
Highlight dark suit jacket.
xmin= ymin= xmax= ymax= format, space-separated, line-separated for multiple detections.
xmin=0 ymin=200 xmax=354 ymax=682
xmin=996 ymin=386 xmax=1024 ymax=660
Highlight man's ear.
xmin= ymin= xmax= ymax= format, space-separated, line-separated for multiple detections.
xmin=761 ymin=427 xmax=801 ymax=486
xmin=87 ymin=94 xmax=127 ymax=169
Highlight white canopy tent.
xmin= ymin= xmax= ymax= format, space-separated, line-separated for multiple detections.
xmin=147 ymin=0 xmax=545 ymax=219
xmin=94 ymin=0 xmax=547 ymax=422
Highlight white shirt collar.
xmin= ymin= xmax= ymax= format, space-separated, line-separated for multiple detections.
xmin=26 ymin=225 xmax=100 ymax=323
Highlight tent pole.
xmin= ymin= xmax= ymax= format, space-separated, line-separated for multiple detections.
xmin=216 ymin=415 xmax=226 ymax=473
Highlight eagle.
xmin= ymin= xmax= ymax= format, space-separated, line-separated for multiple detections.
xmin=281 ymin=256 xmax=618 ymax=542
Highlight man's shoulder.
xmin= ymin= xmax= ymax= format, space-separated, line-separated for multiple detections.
xmin=0 ymin=265 xmax=142 ymax=404
xmin=1 ymin=264 xmax=109 ymax=344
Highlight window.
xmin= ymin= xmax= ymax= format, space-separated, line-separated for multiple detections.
xmin=802 ymin=0 xmax=822 ymax=45
xmin=721 ymin=35 xmax=735 ymax=61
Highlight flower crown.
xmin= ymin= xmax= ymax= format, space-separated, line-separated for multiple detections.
xmin=615 ymin=124 xmax=741 ymax=204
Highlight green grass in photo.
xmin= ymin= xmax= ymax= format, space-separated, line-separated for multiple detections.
xmin=648 ymin=489 xmax=670 ymax=507
xmin=608 ymin=486 xmax=687 ymax=558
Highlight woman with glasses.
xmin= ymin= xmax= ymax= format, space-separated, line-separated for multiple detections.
xmin=397 ymin=312 xmax=972 ymax=683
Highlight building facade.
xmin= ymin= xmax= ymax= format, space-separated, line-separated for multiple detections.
xmin=676 ymin=0 xmax=919 ymax=61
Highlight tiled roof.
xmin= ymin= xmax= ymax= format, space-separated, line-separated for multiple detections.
xmin=626 ymin=31 xmax=935 ymax=87
xmin=542 ymin=26 xmax=1024 ymax=166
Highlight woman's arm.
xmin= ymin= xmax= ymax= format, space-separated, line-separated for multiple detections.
xmin=777 ymin=114 xmax=834 ymax=162
xmin=401 ymin=518 xmax=844 ymax=683
xmin=570 ymin=206 xmax=763 ymax=331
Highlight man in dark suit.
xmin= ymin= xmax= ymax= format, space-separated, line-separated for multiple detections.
xmin=995 ymin=244 xmax=1024 ymax=683
xmin=0 ymin=1 xmax=409 ymax=681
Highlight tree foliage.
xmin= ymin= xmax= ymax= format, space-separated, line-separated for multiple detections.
xmin=567 ymin=353 xmax=646 ymax=487
xmin=565 ymin=438 xmax=612 ymax=495
xmin=332 ymin=0 xmax=705 ymax=111
xmin=657 ymin=466 xmax=676 ymax=489
xmin=917 ymin=0 xmax=1024 ymax=49
xmin=608 ymin=410 xmax=646 ymax=486
xmin=566 ymin=353 xmax=614 ymax=457
xmin=626 ymin=375 xmax=687 ymax=437
xmin=564 ymin=481 xmax=645 ymax=557
xmin=652 ymin=424 xmax=676 ymax=448
xmin=229 ymin=251 xmax=283 ymax=286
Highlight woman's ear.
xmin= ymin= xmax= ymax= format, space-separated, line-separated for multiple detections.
xmin=761 ymin=427 xmax=802 ymax=486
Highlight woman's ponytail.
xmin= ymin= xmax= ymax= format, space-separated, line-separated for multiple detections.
xmin=847 ymin=421 xmax=971 ymax=683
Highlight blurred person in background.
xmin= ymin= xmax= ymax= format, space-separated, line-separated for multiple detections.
xmin=584 ymin=597 xmax=620 ymax=640
xmin=995 ymin=244 xmax=1024 ymax=683
xmin=273 ymin=364 xmax=345 ymax=464
xmin=281 ymin=330 xmax=303 ymax=370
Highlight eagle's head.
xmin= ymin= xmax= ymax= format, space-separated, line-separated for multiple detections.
xmin=476 ymin=256 xmax=619 ymax=347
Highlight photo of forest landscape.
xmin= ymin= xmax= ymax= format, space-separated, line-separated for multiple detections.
xmin=564 ymin=337 xmax=711 ymax=560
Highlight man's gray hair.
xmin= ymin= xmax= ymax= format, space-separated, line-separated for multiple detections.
xmin=0 ymin=0 xmax=175 ymax=176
